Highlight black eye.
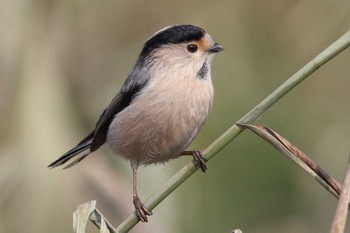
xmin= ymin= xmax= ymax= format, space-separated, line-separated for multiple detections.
xmin=187 ymin=44 xmax=198 ymax=53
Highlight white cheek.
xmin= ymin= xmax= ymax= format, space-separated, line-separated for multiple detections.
xmin=150 ymin=46 xmax=207 ymax=77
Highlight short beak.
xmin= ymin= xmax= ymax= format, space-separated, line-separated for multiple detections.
xmin=208 ymin=42 xmax=224 ymax=53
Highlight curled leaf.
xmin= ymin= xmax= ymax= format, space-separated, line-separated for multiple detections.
xmin=73 ymin=200 xmax=116 ymax=233
xmin=73 ymin=200 xmax=97 ymax=233
xmin=237 ymin=123 xmax=343 ymax=201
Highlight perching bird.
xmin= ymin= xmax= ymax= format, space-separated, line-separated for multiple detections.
xmin=48 ymin=24 xmax=223 ymax=222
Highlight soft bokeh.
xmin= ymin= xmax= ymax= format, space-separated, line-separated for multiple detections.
xmin=1 ymin=1 xmax=350 ymax=233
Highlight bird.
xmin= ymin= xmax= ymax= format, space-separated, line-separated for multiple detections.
xmin=48 ymin=24 xmax=223 ymax=222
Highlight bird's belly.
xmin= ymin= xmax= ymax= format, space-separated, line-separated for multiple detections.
xmin=107 ymin=79 xmax=213 ymax=166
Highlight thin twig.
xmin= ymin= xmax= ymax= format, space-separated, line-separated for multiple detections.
xmin=330 ymin=156 xmax=350 ymax=233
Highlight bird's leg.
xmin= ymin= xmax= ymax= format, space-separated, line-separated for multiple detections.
xmin=181 ymin=150 xmax=207 ymax=172
xmin=131 ymin=164 xmax=153 ymax=222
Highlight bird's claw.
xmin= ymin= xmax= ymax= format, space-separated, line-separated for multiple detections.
xmin=191 ymin=150 xmax=207 ymax=172
xmin=133 ymin=196 xmax=153 ymax=222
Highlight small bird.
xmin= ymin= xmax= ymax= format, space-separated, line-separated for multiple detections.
xmin=48 ymin=24 xmax=223 ymax=222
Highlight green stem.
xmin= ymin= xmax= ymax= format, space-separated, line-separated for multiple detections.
xmin=116 ymin=30 xmax=350 ymax=232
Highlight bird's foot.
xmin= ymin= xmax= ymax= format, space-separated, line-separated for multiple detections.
xmin=183 ymin=150 xmax=207 ymax=172
xmin=133 ymin=196 xmax=153 ymax=222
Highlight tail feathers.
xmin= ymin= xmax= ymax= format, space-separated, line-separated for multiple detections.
xmin=63 ymin=152 xmax=90 ymax=169
xmin=48 ymin=138 xmax=93 ymax=169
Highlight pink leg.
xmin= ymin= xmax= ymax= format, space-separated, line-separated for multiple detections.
xmin=132 ymin=165 xmax=153 ymax=222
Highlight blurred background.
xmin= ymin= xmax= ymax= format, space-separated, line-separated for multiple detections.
xmin=1 ymin=0 xmax=350 ymax=232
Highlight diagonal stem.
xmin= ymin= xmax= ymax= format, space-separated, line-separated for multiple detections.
xmin=116 ymin=30 xmax=350 ymax=232
xmin=329 ymin=156 xmax=350 ymax=233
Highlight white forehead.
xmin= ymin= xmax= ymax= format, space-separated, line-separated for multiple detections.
xmin=154 ymin=25 xmax=177 ymax=35
xmin=147 ymin=25 xmax=178 ymax=40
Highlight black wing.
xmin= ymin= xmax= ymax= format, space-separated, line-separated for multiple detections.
xmin=90 ymin=91 xmax=131 ymax=151
xmin=90 ymin=60 xmax=151 ymax=151
xmin=48 ymin=59 xmax=150 ymax=168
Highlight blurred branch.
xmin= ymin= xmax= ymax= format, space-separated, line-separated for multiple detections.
xmin=0 ymin=153 xmax=25 ymax=208
xmin=114 ymin=31 xmax=350 ymax=231
xmin=80 ymin=158 xmax=132 ymax=220
xmin=330 ymin=156 xmax=350 ymax=233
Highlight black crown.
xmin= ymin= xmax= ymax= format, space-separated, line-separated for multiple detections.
xmin=141 ymin=25 xmax=206 ymax=57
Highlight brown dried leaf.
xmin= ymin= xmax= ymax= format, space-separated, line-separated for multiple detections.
xmin=237 ymin=123 xmax=342 ymax=200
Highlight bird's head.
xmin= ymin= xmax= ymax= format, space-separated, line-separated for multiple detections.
xmin=138 ymin=25 xmax=224 ymax=79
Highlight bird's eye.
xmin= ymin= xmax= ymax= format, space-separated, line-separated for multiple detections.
xmin=187 ymin=44 xmax=198 ymax=53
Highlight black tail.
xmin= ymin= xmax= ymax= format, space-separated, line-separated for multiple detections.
xmin=48 ymin=132 xmax=94 ymax=169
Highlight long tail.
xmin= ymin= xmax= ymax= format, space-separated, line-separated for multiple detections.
xmin=48 ymin=132 xmax=94 ymax=169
